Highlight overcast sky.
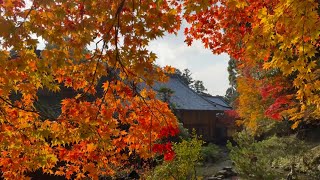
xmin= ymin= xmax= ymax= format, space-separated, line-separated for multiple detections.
xmin=32 ymin=8 xmax=230 ymax=96
xmin=26 ymin=0 xmax=229 ymax=96
xmin=149 ymin=24 xmax=230 ymax=96
xmin=36 ymin=27 xmax=230 ymax=96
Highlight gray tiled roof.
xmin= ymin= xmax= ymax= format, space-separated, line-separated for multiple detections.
xmin=202 ymin=96 xmax=232 ymax=110
xmin=152 ymin=75 xmax=227 ymax=111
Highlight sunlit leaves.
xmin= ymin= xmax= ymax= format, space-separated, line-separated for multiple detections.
xmin=0 ymin=0 xmax=181 ymax=179
xmin=184 ymin=0 xmax=320 ymax=130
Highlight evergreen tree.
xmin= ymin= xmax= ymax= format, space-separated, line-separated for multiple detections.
xmin=176 ymin=68 xmax=194 ymax=86
xmin=225 ymin=57 xmax=239 ymax=106
xmin=176 ymin=68 xmax=209 ymax=95
xmin=192 ymin=80 xmax=208 ymax=94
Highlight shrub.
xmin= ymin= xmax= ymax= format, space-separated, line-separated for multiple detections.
xmin=227 ymin=131 xmax=308 ymax=179
xmin=146 ymin=132 xmax=204 ymax=180
xmin=201 ymin=143 xmax=221 ymax=163
xmin=177 ymin=122 xmax=190 ymax=140
xmin=300 ymin=145 xmax=320 ymax=179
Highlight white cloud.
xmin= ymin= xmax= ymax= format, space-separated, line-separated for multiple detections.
xmin=193 ymin=59 xmax=229 ymax=95
xmin=148 ymin=29 xmax=230 ymax=96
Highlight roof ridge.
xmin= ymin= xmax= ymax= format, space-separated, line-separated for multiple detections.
xmin=171 ymin=74 xmax=231 ymax=109
xmin=172 ymin=75 xmax=219 ymax=108
xmin=203 ymin=96 xmax=232 ymax=109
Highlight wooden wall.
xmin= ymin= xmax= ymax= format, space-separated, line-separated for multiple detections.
xmin=176 ymin=110 xmax=227 ymax=143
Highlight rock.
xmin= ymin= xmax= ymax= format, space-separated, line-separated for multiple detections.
xmin=216 ymin=174 xmax=225 ymax=179
xmin=206 ymin=176 xmax=223 ymax=180
xmin=213 ymin=167 xmax=238 ymax=179
xmin=206 ymin=177 xmax=216 ymax=180
xmin=222 ymin=166 xmax=233 ymax=171
xmin=217 ymin=169 xmax=228 ymax=175
xmin=222 ymin=169 xmax=238 ymax=177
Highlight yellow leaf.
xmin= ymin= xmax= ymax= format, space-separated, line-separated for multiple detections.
xmin=87 ymin=143 xmax=97 ymax=152
xmin=102 ymin=81 xmax=109 ymax=91
xmin=291 ymin=121 xmax=300 ymax=130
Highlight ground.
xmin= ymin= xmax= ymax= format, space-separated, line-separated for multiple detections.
xmin=197 ymin=146 xmax=239 ymax=180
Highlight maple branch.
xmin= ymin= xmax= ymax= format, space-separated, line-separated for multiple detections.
xmin=33 ymin=101 xmax=59 ymax=120
xmin=79 ymin=0 xmax=126 ymax=99
xmin=0 ymin=95 xmax=56 ymax=121
xmin=0 ymin=96 xmax=40 ymax=115
xmin=149 ymin=116 xmax=152 ymax=153
xmin=92 ymin=82 xmax=112 ymax=139
xmin=111 ymin=49 xmax=170 ymax=128
xmin=133 ymin=88 xmax=170 ymax=127
xmin=301 ymin=5 xmax=307 ymax=61
xmin=17 ymin=3 xmax=35 ymax=28
xmin=0 ymin=108 xmax=33 ymax=143
xmin=272 ymin=0 xmax=295 ymax=30
xmin=132 ymin=0 xmax=135 ymax=23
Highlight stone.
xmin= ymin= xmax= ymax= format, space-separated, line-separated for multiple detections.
xmin=206 ymin=176 xmax=222 ymax=180
xmin=206 ymin=177 xmax=216 ymax=180
xmin=217 ymin=169 xmax=228 ymax=175
xmin=207 ymin=177 xmax=220 ymax=180
xmin=222 ymin=166 xmax=233 ymax=171
xmin=216 ymin=174 xmax=225 ymax=179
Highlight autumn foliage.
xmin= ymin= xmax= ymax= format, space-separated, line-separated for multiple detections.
xmin=0 ymin=0 xmax=181 ymax=179
xmin=184 ymin=0 xmax=320 ymax=131
xmin=1 ymin=0 xmax=319 ymax=179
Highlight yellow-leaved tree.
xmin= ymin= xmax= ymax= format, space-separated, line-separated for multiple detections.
xmin=183 ymin=0 xmax=320 ymax=132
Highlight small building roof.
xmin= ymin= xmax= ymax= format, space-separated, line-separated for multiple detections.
xmin=152 ymin=75 xmax=230 ymax=111
xmin=202 ymin=95 xmax=232 ymax=110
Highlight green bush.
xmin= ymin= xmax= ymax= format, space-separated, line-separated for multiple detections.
xmin=300 ymin=145 xmax=320 ymax=179
xmin=146 ymin=132 xmax=204 ymax=180
xmin=227 ymin=131 xmax=308 ymax=179
xmin=177 ymin=122 xmax=190 ymax=139
xmin=201 ymin=143 xmax=221 ymax=163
